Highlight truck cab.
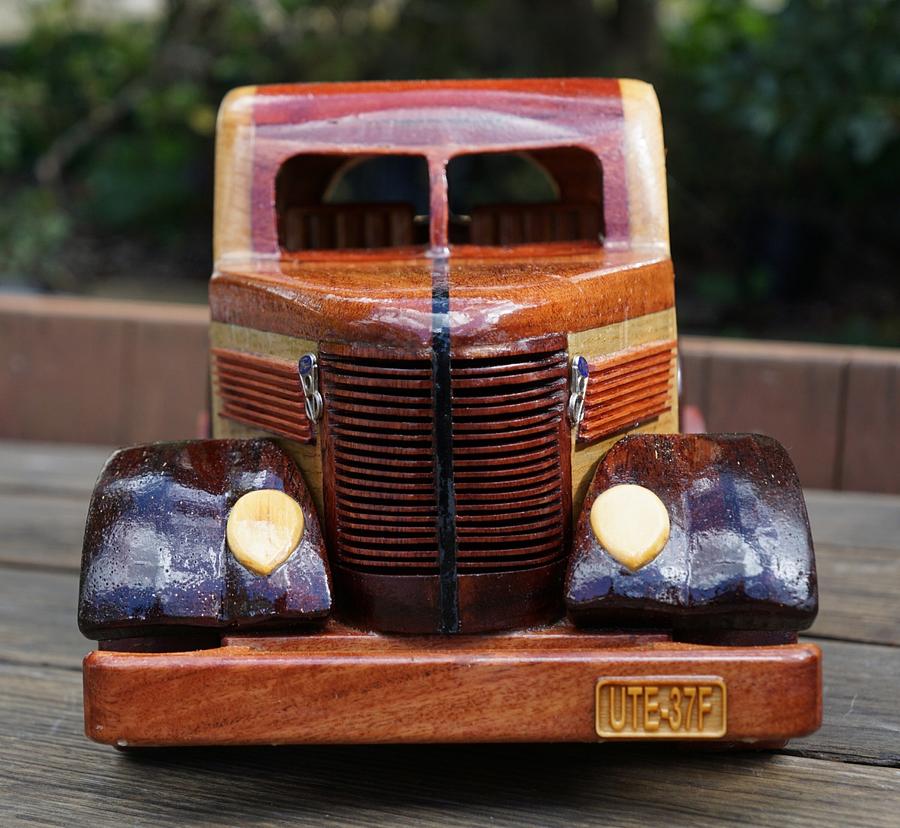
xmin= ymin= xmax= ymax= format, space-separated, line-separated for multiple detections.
xmin=207 ymin=79 xmax=678 ymax=633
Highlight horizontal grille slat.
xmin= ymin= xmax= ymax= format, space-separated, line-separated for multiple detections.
xmin=216 ymin=372 xmax=302 ymax=403
xmin=212 ymin=347 xmax=313 ymax=444
xmin=334 ymin=505 xmax=437 ymax=523
xmin=451 ymin=410 xmax=559 ymax=433
xmin=452 ymin=399 xmax=565 ymax=419
xmin=323 ymin=348 xmax=440 ymax=572
xmin=326 ymin=402 xmax=432 ymax=419
xmin=454 ymin=467 xmax=561 ymax=492
xmin=586 ymin=367 xmax=672 ymax=404
xmin=322 ymin=343 xmax=568 ymax=576
xmin=334 ymin=450 xmax=432 ymax=469
xmin=451 ymin=346 xmax=567 ymax=569
xmin=577 ymin=339 xmax=676 ymax=445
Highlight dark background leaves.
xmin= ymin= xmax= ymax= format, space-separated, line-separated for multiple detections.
xmin=1 ymin=0 xmax=897 ymax=344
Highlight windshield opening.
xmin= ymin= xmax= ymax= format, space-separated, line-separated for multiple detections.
xmin=276 ymin=154 xmax=430 ymax=252
xmin=446 ymin=148 xmax=603 ymax=247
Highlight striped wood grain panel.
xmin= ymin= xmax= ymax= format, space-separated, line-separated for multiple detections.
xmin=319 ymin=349 xmax=438 ymax=574
xmin=212 ymin=347 xmax=314 ymax=444
xmin=320 ymin=343 xmax=569 ymax=576
xmin=469 ymin=202 xmax=603 ymax=245
xmin=577 ymin=339 xmax=676 ymax=444
xmin=452 ymin=347 xmax=569 ymax=572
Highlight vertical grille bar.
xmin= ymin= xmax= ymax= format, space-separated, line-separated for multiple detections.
xmin=431 ymin=255 xmax=460 ymax=632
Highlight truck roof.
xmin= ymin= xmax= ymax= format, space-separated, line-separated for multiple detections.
xmin=213 ymin=78 xmax=670 ymax=265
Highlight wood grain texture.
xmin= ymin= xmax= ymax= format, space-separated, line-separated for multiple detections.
xmin=811 ymin=543 xmax=900 ymax=646
xmin=210 ymin=250 xmax=675 ymax=349
xmin=0 ymin=563 xmax=892 ymax=766
xmin=788 ymin=638 xmax=900 ymax=766
xmin=241 ymin=78 xmax=634 ymax=254
xmin=318 ymin=340 xmax=571 ymax=633
xmin=704 ymin=346 xmax=845 ymax=490
xmin=0 ymin=491 xmax=88 ymax=570
xmin=568 ymin=307 xmax=679 ymax=519
xmin=209 ymin=322 xmax=325 ymax=516
xmin=620 ymin=79 xmax=669 ymax=251
xmin=4 ymin=299 xmax=897 ymax=496
xmin=0 ymin=295 xmax=209 ymax=445
xmin=212 ymin=347 xmax=315 ymax=444
xmin=78 ymin=439 xmax=331 ymax=639
xmin=213 ymin=85 xmax=256 ymax=264
xmin=0 ymin=443 xmax=894 ymax=647
xmin=805 ymin=489 xmax=900 ymax=551
xmin=577 ymin=339 xmax=676 ymax=444
xmin=677 ymin=336 xmax=900 ymax=492
xmin=5 ymin=664 xmax=900 ymax=828
xmin=567 ymin=435 xmax=817 ymax=631
xmin=840 ymin=352 xmax=900 ymax=493
xmin=0 ymin=303 xmax=130 ymax=443
xmin=82 ymin=636 xmax=821 ymax=746
xmin=0 ymin=441 xmax=108 ymax=497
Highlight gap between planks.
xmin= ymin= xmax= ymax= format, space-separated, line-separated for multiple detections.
xmin=0 ymin=567 xmax=896 ymax=768
xmin=1 ymin=662 xmax=898 ymax=828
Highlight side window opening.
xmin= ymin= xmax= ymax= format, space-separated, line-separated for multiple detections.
xmin=276 ymin=154 xmax=430 ymax=252
xmin=446 ymin=148 xmax=604 ymax=246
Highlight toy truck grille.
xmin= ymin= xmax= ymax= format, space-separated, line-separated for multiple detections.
xmin=319 ymin=341 xmax=569 ymax=576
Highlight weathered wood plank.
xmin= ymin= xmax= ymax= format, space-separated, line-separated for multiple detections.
xmin=0 ymin=566 xmax=896 ymax=766
xmin=0 ymin=662 xmax=897 ymax=827
xmin=0 ymin=307 xmax=130 ymax=444
xmin=811 ymin=543 xmax=900 ymax=646
xmin=0 ymin=492 xmax=87 ymax=571
xmin=0 ymin=296 xmax=208 ymax=445
xmin=792 ymin=638 xmax=900 ymax=767
xmin=0 ymin=569 xmax=87 ymax=670
xmin=696 ymin=340 xmax=847 ymax=489
xmin=805 ymin=489 xmax=900 ymax=552
xmin=840 ymin=351 xmax=900 ymax=494
xmin=0 ymin=441 xmax=110 ymax=497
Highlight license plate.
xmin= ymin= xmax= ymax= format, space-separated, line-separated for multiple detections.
xmin=595 ymin=677 xmax=727 ymax=739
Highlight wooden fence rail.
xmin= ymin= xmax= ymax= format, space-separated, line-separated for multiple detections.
xmin=1 ymin=294 xmax=897 ymax=493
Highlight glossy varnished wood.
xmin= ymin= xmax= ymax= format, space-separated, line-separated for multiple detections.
xmin=207 ymin=79 xmax=680 ymax=638
xmin=77 ymin=439 xmax=332 ymax=639
xmin=82 ymin=627 xmax=821 ymax=746
xmin=318 ymin=340 xmax=571 ymax=633
xmin=210 ymin=250 xmax=675 ymax=349
xmin=211 ymin=78 xmax=674 ymax=347
xmin=577 ymin=339 xmax=676 ymax=444
xmin=567 ymin=434 xmax=818 ymax=631
xmin=212 ymin=347 xmax=315 ymax=444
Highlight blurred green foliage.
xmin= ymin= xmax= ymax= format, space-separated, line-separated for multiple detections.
xmin=0 ymin=0 xmax=898 ymax=343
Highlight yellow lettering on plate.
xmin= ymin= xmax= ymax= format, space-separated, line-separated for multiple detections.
xmin=595 ymin=677 xmax=727 ymax=739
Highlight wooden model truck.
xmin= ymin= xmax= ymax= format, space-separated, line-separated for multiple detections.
xmin=78 ymin=79 xmax=822 ymax=747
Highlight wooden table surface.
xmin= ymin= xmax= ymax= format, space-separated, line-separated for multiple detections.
xmin=1 ymin=441 xmax=898 ymax=826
